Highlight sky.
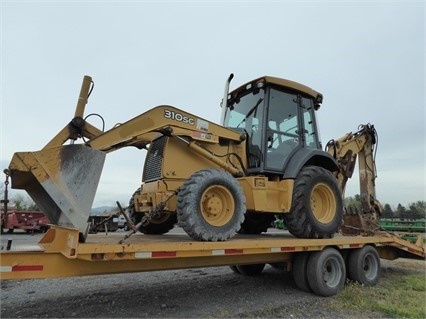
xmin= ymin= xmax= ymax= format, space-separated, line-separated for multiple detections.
xmin=1 ymin=0 xmax=424 ymax=209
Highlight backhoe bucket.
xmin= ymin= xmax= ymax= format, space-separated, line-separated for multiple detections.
xmin=8 ymin=144 xmax=106 ymax=238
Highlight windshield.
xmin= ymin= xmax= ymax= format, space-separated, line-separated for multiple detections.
xmin=223 ymin=89 xmax=265 ymax=131
xmin=224 ymin=89 xmax=265 ymax=168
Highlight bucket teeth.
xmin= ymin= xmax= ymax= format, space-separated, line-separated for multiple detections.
xmin=9 ymin=144 xmax=106 ymax=237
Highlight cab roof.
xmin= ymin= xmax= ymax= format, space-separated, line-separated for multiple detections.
xmin=230 ymin=76 xmax=323 ymax=104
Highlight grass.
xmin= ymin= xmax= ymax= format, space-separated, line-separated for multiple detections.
xmin=330 ymin=267 xmax=426 ymax=318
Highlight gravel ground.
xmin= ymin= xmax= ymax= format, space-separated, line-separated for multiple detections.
xmin=1 ymin=231 xmax=424 ymax=318
xmin=1 ymin=264 xmax=343 ymax=319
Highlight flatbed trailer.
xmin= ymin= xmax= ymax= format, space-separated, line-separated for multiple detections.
xmin=0 ymin=226 xmax=424 ymax=297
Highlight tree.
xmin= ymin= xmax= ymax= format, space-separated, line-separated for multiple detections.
xmin=9 ymin=193 xmax=38 ymax=211
xmin=395 ymin=203 xmax=406 ymax=217
xmin=407 ymin=201 xmax=426 ymax=219
xmin=382 ymin=203 xmax=394 ymax=218
xmin=344 ymin=196 xmax=362 ymax=214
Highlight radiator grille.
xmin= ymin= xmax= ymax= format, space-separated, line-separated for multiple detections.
xmin=142 ymin=136 xmax=167 ymax=182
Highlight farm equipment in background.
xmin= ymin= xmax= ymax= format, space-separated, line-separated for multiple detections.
xmin=379 ymin=218 xmax=426 ymax=244
xmin=1 ymin=210 xmax=50 ymax=234
xmin=1 ymin=170 xmax=50 ymax=233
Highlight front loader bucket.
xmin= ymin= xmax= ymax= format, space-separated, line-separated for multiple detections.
xmin=8 ymin=144 xmax=106 ymax=239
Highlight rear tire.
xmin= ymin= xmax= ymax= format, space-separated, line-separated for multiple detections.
xmin=285 ymin=166 xmax=343 ymax=239
xmin=347 ymin=245 xmax=380 ymax=286
xmin=292 ymin=252 xmax=312 ymax=292
xmin=307 ymin=248 xmax=346 ymax=297
xmin=177 ymin=169 xmax=245 ymax=241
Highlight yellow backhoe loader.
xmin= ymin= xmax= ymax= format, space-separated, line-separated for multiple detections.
xmin=7 ymin=74 xmax=381 ymax=242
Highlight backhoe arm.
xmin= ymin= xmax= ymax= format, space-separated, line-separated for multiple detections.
xmin=325 ymin=124 xmax=382 ymax=218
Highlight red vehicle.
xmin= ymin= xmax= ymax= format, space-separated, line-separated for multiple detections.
xmin=1 ymin=210 xmax=50 ymax=233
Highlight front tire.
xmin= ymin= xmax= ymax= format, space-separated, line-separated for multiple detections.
xmin=128 ymin=188 xmax=176 ymax=234
xmin=177 ymin=169 xmax=245 ymax=241
xmin=285 ymin=166 xmax=343 ymax=239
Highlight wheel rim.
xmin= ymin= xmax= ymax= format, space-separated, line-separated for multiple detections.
xmin=310 ymin=183 xmax=337 ymax=224
xmin=323 ymin=257 xmax=343 ymax=288
xmin=150 ymin=212 xmax=172 ymax=224
xmin=363 ymin=253 xmax=379 ymax=280
xmin=200 ymin=185 xmax=235 ymax=227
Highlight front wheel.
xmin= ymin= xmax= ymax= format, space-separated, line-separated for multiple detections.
xmin=128 ymin=188 xmax=176 ymax=234
xmin=177 ymin=169 xmax=246 ymax=241
xmin=285 ymin=166 xmax=343 ymax=239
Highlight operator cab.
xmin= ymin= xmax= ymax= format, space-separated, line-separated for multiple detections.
xmin=222 ymin=76 xmax=323 ymax=175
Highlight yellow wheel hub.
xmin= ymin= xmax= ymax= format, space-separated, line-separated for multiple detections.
xmin=310 ymin=183 xmax=336 ymax=224
xmin=201 ymin=185 xmax=234 ymax=227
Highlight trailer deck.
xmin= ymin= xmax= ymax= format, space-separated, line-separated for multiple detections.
xmin=1 ymin=225 xmax=424 ymax=280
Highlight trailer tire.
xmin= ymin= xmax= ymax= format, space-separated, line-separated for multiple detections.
xmin=238 ymin=212 xmax=275 ymax=234
xmin=229 ymin=265 xmax=240 ymax=274
xmin=236 ymin=264 xmax=265 ymax=276
xmin=128 ymin=188 xmax=176 ymax=235
xmin=307 ymin=248 xmax=346 ymax=297
xmin=347 ymin=245 xmax=380 ymax=286
xmin=177 ymin=169 xmax=245 ymax=241
xmin=285 ymin=166 xmax=343 ymax=239
xmin=292 ymin=252 xmax=312 ymax=293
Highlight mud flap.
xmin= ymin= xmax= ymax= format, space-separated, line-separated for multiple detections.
xmin=8 ymin=144 xmax=106 ymax=239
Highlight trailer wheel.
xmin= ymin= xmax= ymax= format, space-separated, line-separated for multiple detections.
xmin=177 ymin=169 xmax=245 ymax=241
xmin=307 ymin=248 xmax=346 ymax=297
xmin=128 ymin=188 xmax=176 ymax=235
xmin=236 ymin=264 xmax=265 ymax=275
xmin=285 ymin=166 xmax=343 ymax=239
xmin=238 ymin=212 xmax=275 ymax=234
xmin=292 ymin=252 xmax=312 ymax=293
xmin=229 ymin=265 xmax=240 ymax=274
xmin=347 ymin=245 xmax=380 ymax=286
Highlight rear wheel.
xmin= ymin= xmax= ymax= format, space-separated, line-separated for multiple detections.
xmin=307 ymin=248 xmax=346 ymax=297
xmin=347 ymin=245 xmax=380 ymax=286
xmin=177 ymin=169 xmax=245 ymax=241
xmin=128 ymin=188 xmax=176 ymax=234
xmin=292 ymin=252 xmax=312 ymax=292
xmin=285 ymin=166 xmax=343 ymax=239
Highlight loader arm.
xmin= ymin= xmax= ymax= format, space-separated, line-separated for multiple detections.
xmin=7 ymin=76 xmax=245 ymax=240
xmin=325 ymin=124 xmax=382 ymax=218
